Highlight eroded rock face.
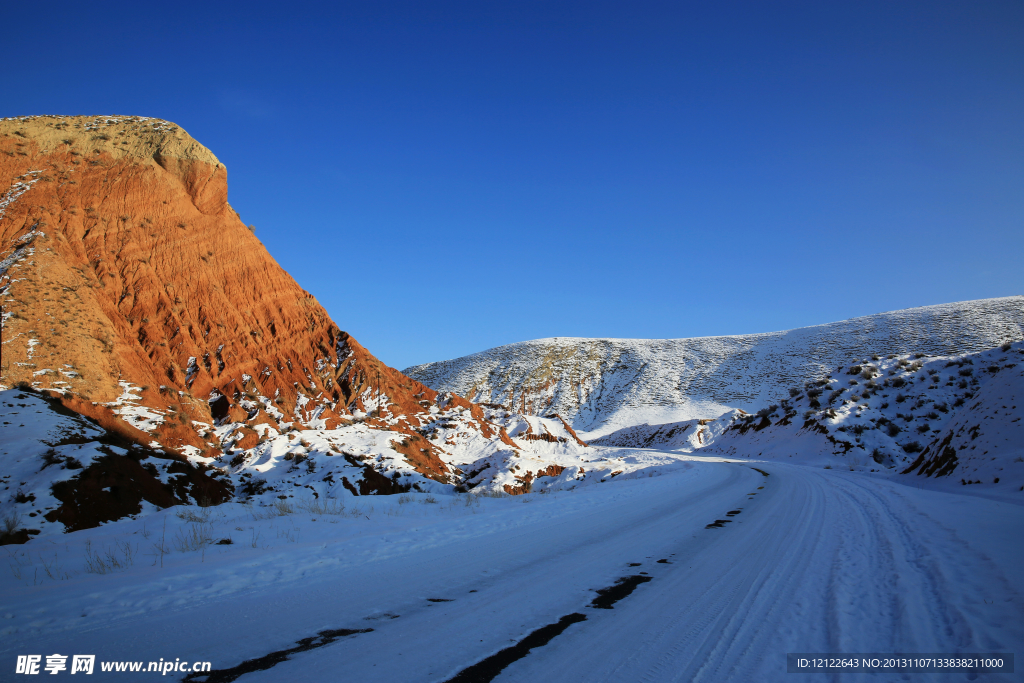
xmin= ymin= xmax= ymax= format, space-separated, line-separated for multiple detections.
xmin=0 ymin=115 xmax=456 ymax=478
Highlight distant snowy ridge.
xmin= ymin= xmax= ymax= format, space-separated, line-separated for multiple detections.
xmin=404 ymin=297 xmax=1024 ymax=437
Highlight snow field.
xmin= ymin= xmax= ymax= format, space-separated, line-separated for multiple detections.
xmin=2 ymin=459 xmax=1021 ymax=682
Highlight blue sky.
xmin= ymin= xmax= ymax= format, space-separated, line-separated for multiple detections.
xmin=4 ymin=1 xmax=1022 ymax=370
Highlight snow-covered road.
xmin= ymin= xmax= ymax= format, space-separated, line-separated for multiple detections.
xmin=3 ymin=459 xmax=1021 ymax=682
xmin=493 ymin=463 xmax=1024 ymax=683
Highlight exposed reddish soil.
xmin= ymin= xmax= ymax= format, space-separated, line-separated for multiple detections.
xmin=503 ymin=464 xmax=567 ymax=495
xmin=498 ymin=426 xmax=520 ymax=449
xmin=551 ymin=414 xmax=588 ymax=447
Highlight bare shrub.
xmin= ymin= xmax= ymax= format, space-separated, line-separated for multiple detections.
xmin=2 ymin=511 xmax=23 ymax=538
xmin=40 ymin=448 xmax=63 ymax=469
xmin=297 ymin=497 xmax=345 ymax=515
xmin=174 ymin=522 xmax=213 ymax=552
xmin=84 ymin=540 xmax=137 ymax=574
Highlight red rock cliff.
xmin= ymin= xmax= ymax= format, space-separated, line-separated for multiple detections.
xmin=0 ymin=115 xmax=467 ymax=477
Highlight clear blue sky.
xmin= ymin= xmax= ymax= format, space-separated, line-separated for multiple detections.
xmin=4 ymin=1 xmax=1022 ymax=370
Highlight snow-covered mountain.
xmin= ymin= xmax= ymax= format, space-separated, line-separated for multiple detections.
xmin=404 ymin=297 xmax=1024 ymax=438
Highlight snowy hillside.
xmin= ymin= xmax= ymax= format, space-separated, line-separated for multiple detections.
xmin=404 ymin=297 xmax=1024 ymax=438
xmin=1 ymin=383 xmax=653 ymax=542
xmin=695 ymin=341 xmax=1024 ymax=501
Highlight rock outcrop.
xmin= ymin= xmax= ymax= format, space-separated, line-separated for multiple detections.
xmin=0 ymin=115 xmax=472 ymax=481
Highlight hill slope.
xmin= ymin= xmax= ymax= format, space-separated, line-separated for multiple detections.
xmin=693 ymin=341 xmax=1024 ymax=500
xmin=404 ymin=297 xmax=1024 ymax=438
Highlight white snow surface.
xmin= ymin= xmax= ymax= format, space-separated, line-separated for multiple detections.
xmin=0 ymin=460 xmax=1020 ymax=682
xmin=404 ymin=296 xmax=1024 ymax=438
xmin=107 ymin=382 xmax=166 ymax=432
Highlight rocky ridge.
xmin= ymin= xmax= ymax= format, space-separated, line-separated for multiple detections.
xmin=404 ymin=297 xmax=1024 ymax=438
